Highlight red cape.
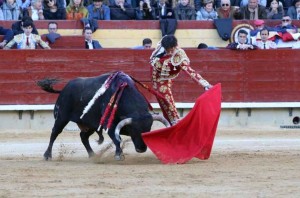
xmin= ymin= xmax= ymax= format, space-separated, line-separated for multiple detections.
xmin=142 ymin=83 xmax=222 ymax=164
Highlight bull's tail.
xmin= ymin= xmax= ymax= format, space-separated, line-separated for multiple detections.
xmin=37 ymin=78 xmax=61 ymax=94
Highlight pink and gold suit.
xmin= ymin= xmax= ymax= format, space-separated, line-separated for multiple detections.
xmin=151 ymin=48 xmax=209 ymax=125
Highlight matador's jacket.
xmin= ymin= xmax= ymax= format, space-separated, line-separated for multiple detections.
xmin=4 ymin=33 xmax=50 ymax=49
xmin=150 ymin=47 xmax=210 ymax=125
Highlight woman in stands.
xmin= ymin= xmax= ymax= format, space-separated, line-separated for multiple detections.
xmin=196 ymin=0 xmax=218 ymax=20
xmin=216 ymin=0 xmax=239 ymax=19
xmin=66 ymin=0 xmax=88 ymax=20
xmin=43 ymin=0 xmax=67 ymax=20
xmin=23 ymin=0 xmax=44 ymax=20
xmin=2 ymin=0 xmax=21 ymax=20
xmin=150 ymin=35 xmax=212 ymax=125
xmin=266 ymin=0 xmax=284 ymax=19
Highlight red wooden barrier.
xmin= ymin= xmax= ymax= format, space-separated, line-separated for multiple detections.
xmin=0 ymin=49 xmax=299 ymax=105
xmin=0 ymin=20 xmax=295 ymax=30
xmin=0 ymin=35 xmax=85 ymax=49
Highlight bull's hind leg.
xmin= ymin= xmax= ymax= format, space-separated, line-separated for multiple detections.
xmin=44 ymin=119 xmax=69 ymax=160
xmin=80 ymin=130 xmax=96 ymax=158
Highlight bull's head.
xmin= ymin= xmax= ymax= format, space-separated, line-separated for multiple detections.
xmin=114 ymin=115 xmax=170 ymax=151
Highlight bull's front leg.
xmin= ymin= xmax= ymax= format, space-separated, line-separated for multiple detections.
xmin=108 ymin=127 xmax=124 ymax=161
xmin=96 ymin=129 xmax=104 ymax=145
xmin=80 ymin=130 xmax=96 ymax=158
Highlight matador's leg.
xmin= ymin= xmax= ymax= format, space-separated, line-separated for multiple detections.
xmin=153 ymin=80 xmax=180 ymax=125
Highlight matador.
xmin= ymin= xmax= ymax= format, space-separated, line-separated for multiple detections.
xmin=150 ymin=35 xmax=212 ymax=125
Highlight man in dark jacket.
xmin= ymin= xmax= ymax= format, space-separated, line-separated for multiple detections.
xmin=152 ymin=0 xmax=174 ymax=20
xmin=110 ymin=0 xmax=135 ymax=20
xmin=174 ymin=0 xmax=196 ymax=20
xmin=238 ymin=0 xmax=267 ymax=19
xmin=11 ymin=16 xmax=39 ymax=35
xmin=84 ymin=27 xmax=102 ymax=49
xmin=0 ymin=27 xmax=14 ymax=48
xmin=226 ymin=29 xmax=257 ymax=50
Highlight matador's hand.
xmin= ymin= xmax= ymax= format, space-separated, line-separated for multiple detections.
xmin=199 ymin=79 xmax=212 ymax=91
xmin=204 ymin=84 xmax=213 ymax=91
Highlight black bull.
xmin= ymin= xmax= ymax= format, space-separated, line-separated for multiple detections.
xmin=38 ymin=72 xmax=169 ymax=160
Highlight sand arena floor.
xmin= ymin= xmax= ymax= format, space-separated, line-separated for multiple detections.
xmin=0 ymin=128 xmax=300 ymax=198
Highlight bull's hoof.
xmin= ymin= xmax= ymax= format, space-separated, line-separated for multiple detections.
xmin=136 ymin=148 xmax=147 ymax=153
xmin=44 ymin=156 xmax=52 ymax=161
xmin=97 ymin=135 xmax=104 ymax=145
xmin=44 ymin=152 xmax=52 ymax=161
xmin=88 ymin=152 xmax=95 ymax=158
xmin=114 ymin=154 xmax=125 ymax=161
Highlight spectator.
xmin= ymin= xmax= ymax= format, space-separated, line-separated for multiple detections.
xmin=0 ymin=26 xmax=14 ymax=48
xmin=173 ymin=0 xmax=196 ymax=20
xmin=44 ymin=21 xmax=61 ymax=44
xmin=266 ymin=0 xmax=284 ymax=19
xmin=136 ymin=0 xmax=156 ymax=20
xmin=238 ymin=0 xmax=267 ymax=19
xmin=16 ymin=0 xmax=30 ymax=10
xmin=274 ymin=14 xmax=298 ymax=34
xmin=274 ymin=15 xmax=299 ymax=42
xmin=2 ymin=0 xmax=20 ymax=20
xmin=240 ymin=0 xmax=267 ymax=7
xmin=23 ymin=0 xmax=45 ymax=20
xmin=110 ymin=0 xmax=135 ymax=20
xmin=194 ymin=0 xmax=202 ymax=11
xmin=197 ymin=42 xmax=218 ymax=49
xmin=266 ymin=0 xmax=287 ymax=9
xmin=197 ymin=43 xmax=208 ymax=49
xmin=226 ymin=29 xmax=257 ymax=50
xmin=11 ymin=16 xmax=39 ymax=35
xmin=4 ymin=20 xmax=50 ymax=49
xmin=196 ymin=0 xmax=218 ymax=20
xmin=255 ymin=28 xmax=277 ymax=49
xmin=48 ymin=22 xmax=58 ymax=33
xmin=152 ymin=0 xmax=174 ymax=19
xmin=84 ymin=27 xmax=102 ymax=49
xmin=87 ymin=0 xmax=110 ymax=20
xmin=43 ymin=0 xmax=67 ymax=20
xmin=250 ymin=19 xmax=265 ymax=37
xmin=216 ymin=0 xmax=240 ymax=19
xmin=132 ymin=38 xmax=152 ymax=49
xmin=66 ymin=0 xmax=88 ymax=20
xmin=287 ymin=0 xmax=300 ymax=19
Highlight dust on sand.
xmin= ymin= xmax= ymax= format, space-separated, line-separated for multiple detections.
xmin=0 ymin=129 xmax=300 ymax=198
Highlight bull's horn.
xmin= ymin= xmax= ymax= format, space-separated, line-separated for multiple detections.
xmin=115 ymin=118 xmax=133 ymax=142
xmin=152 ymin=115 xmax=171 ymax=127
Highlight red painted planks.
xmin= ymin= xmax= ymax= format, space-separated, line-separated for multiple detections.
xmin=0 ymin=49 xmax=300 ymax=104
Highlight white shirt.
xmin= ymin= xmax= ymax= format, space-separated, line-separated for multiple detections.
xmin=31 ymin=7 xmax=39 ymax=20
xmin=292 ymin=41 xmax=300 ymax=49
xmin=86 ymin=40 xmax=93 ymax=49
xmin=159 ymin=3 xmax=165 ymax=16
xmin=256 ymin=40 xmax=277 ymax=49
xmin=18 ymin=34 xmax=36 ymax=49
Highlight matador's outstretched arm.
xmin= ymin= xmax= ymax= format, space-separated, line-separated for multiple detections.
xmin=181 ymin=65 xmax=212 ymax=90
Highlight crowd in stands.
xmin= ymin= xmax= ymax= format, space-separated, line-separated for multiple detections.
xmin=226 ymin=14 xmax=300 ymax=49
xmin=0 ymin=0 xmax=299 ymax=21
xmin=0 ymin=0 xmax=300 ymax=49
